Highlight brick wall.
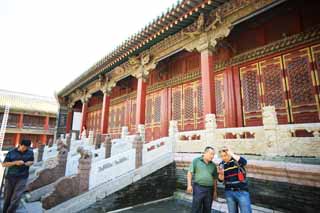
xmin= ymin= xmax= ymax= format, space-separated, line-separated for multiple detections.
xmin=176 ymin=168 xmax=320 ymax=213
xmin=81 ymin=163 xmax=176 ymax=212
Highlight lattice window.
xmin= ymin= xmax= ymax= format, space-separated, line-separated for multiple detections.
xmin=49 ymin=118 xmax=56 ymax=129
xmin=172 ymin=90 xmax=182 ymax=120
xmin=242 ymin=70 xmax=261 ymax=112
xmin=197 ymin=85 xmax=203 ymax=117
xmin=115 ymin=108 xmax=120 ymax=128
xmin=287 ymin=57 xmax=314 ymax=105
xmin=110 ymin=109 xmax=114 ymax=128
xmin=261 ymin=63 xmax=284 ymax=108
xmin=154 ymin=96 xmax=161 ymax=123
xmin=7 ymin=114 xmax=18 ymax=127
xmin=23 ymin=115 xmax=44 ymax=128
xmin=131 ymin=103 xmax=136 ymax=126
xmin=316 ymin=52 xmax=320 ymax=70
xmin=215 ymin=79 xmax=224 ymax=115
xmin=184 ymin=87 xmax=194 ymax=119
xmin=3 ymin=134 xmax=14 ymax=148
xmin=146 ymin=98 xmax=153 ymax=124
xmin=120 ymin=106 xmax=125 ymax=126
xmin=96 ymin=110 xmax=101 ymax=132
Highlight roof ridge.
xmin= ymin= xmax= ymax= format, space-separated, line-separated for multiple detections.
xmin=0 ymin=89 xmax=56 ymax=102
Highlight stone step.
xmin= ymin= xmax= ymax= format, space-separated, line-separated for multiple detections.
xmin=174 ymin=190 xmax=284 ymax=213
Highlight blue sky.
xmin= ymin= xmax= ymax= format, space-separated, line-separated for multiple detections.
xmin=0 ymin=0 xmax=176 ymax=97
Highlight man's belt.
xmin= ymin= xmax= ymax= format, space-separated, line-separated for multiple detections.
xmin=227 ymin=187 xmax=248 ymax=192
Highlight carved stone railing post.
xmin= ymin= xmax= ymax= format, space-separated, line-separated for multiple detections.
xmin=262 ymin=106 xmax=279 ymax=156
xmin=94 ymin=133 xmax=102 ymax=149
xmin=133 ymin=134 xmax=143 ymax=169
xmin=66 ymin=134 xmax=71 ymax=151
xmin=27 ymin=143 xmax=68 ymax=192
xmin=37 ymin=141 xmax=45 ymax=162
xmin=169 ymin=120 xmax=178 ymax=153
xmin=137 ymin=124 xmax=145 ymax=142
xmin=104 ymin=134 xmax=112 ymax=159
xmin=56 ymin=143 xmax=69 ymax=177
xmin=121 ymin=126 xmax=129 ymax=139
xmin=205 ymin=114 xmax=217 ymax=146
xmin=77 ymin=147 xmax=92 ymax=193
xmin=41 ymin=147 xmax=91 ymax=210
xmin=88 ymin=130 xmax=94 ymax=145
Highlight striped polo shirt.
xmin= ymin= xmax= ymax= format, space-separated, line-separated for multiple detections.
xmin=219 ymin=157 xmax=248 ymax=191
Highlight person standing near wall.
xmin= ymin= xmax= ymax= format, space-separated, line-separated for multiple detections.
xmin=218 ymin=147 xmax=252 ymax=213
xmin=187 ymin=146 xmax=218 ymax=213
xmin=1 ymin=139 xmax=34 ymax=213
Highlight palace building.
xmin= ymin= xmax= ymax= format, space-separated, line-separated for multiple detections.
xmin=57 ymin=0 xmax=320 ymax=141
xmin=0 ymin=89 xmax=58 ymax=149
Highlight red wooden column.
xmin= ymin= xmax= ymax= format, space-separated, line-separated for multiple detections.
xmin=18 ymin=113 xmax=23 ymax=128
xmin=15 ymin=133 xmax=21 ymax=147
xmin=200 ymin=49 xmax=216 ymax=115
xmin=44 ymin=115 xmax=49 ymax=130
xmin=65 ymin=109 xmax=73 ymax=134
xmin=41 ymin=135 xmax=47 ymax=145
xmin=135 ymin=77 xmax=147 ymax=128
xmin=80 ymin=100 xmax=88 ymax=131
xmin=224 ymin=66 xmax=238 ymax=128
xmin=100 ymin=91 xmax=111 ymax=134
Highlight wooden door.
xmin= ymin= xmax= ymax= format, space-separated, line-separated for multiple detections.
xmin=282 ymin=48 xmax=319 ymax=123
xmin=259 ymin=56 xmax=290 ymax=124
xmin=145 ymin=91 xmax=162 ymax=142
xmin=240 ymin=63 xmax=263 ymax=126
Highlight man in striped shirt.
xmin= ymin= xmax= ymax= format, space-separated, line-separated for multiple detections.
xmin=218 ymin=147 xmax=252 ymax=213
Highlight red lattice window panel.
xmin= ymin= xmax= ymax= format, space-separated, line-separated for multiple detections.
xmin=146 ymin=98 xmax=153 ymax=124
xmin=241 ymin=65 xmax=261 ymax=112
xmin=197 ymin=85 xmax=203 ymax=118
xmin=215 ymin=76 xmax=224 ymax=116
xmin=184 ymin=87 xmax=194 ymax=120
xmin=172 ymin=88 xmax=182 ymax=121
xmin=154 ymin=96 xmax=161 ymax=123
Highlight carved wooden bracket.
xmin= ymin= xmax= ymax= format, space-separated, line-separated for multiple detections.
xmin=184 ymin=19 xmax=232 ymax=53
xmin=130 ymin=52 xmax=157 ymax=81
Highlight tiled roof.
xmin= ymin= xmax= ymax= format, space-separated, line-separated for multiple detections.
xmin=0 ymin=89 xmax=58 ymax=114
xmin=58 ymin=0 xmax=227 ymax=97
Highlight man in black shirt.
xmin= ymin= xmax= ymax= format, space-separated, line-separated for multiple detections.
xmin=1 ymin=139 xmax=34 ymax=213
xmin=218 ymin=147 xmax=252 ymax=213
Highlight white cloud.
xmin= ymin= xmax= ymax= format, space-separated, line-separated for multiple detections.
xmin=0 ymin=0 xmax=176 ymax=97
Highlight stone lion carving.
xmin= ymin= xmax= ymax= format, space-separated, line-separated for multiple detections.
xmin=77 ymin=146 xmax=92 ymax=160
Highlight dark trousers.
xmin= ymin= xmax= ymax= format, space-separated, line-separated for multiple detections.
xmin=3 ymin=177 xmax=27 ymax=213
xmin=191 ymin=183 xmax=213 ymax=213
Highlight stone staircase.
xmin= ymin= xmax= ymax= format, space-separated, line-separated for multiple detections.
xmin=22 ymin=131 xmax=174 ymax=213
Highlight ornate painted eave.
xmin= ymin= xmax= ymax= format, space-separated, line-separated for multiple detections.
xmin=58 ymin=0 xmax=228 ymax=97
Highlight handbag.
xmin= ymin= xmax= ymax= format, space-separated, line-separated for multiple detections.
xmin=233 ymin=159 xmax=246 ymax=182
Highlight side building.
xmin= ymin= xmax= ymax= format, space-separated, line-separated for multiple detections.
xmin=0 ymin=89 xmax=58 ymax=150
